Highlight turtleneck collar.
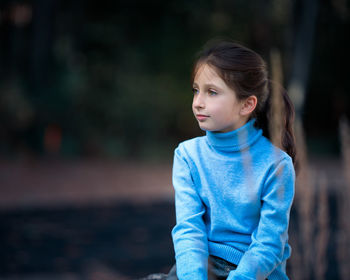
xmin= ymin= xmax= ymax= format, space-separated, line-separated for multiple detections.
xmin=206 ymin=118 xmax=263 ymax=152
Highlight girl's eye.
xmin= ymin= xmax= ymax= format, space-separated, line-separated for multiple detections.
xmin=209 ymin=90 xmax=218 ymax=96
xmin=192 ymin=88 xmax=199 ymax=95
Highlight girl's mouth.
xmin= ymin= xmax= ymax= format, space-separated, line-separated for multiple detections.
xmin=196 ymin=114 xmax=209 ymax=121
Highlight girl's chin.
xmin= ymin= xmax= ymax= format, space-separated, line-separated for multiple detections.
xmin=198 ymin=123 xmax=236 ymax=133
xmin=198 ymin=124 xmax=217 ymax=132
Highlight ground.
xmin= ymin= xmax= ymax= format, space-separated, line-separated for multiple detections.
xmin=0 ymin=158 xmax=174 ymax=280
xmin=0 ymin=156 xmax=347 ymax=279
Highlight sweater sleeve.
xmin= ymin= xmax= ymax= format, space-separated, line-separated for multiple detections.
xmin=228 ymin=156 xmax=295 ymax=280
xmin=171 ymin=145 xmax=209 ymax=280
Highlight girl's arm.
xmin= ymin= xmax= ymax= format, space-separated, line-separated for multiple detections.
xmin=228 ymin=156 xmax=295 ymax=280
xmin=171 ymin=144 xmax=209 ymax=280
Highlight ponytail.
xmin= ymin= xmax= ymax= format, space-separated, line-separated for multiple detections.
xmin=255 ymin=80 xmax=298 ymax=172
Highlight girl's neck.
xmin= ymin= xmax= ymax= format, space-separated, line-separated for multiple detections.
xmin=206 ymin=118 xmax=262 ymax=152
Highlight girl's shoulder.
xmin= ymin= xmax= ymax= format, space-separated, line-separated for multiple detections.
xmin=257 ymin=135 xmax=293 ymax=166
xmin=254 ymin=136 xmax=296 ymax=185
xmin=177 ymin=135 xmax=206 ymax=148
xmin=174 ymin=135 xmax=207 ymax=157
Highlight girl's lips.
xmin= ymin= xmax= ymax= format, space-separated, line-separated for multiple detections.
xmin=196 ymin=114 xmax=209 ymax=121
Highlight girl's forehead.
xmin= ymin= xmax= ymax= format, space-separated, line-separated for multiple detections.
xmin=194 ymin=63 xmax=222 ymax=82
xmin=193 ymin=63 xmax=235 ymax=93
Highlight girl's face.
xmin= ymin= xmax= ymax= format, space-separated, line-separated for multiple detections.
xmin=192 ymin=64 xmax=248 ymax=133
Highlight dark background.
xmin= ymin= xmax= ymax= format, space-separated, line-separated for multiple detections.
xmin=1 ymin=0 xmax=349 ymax=159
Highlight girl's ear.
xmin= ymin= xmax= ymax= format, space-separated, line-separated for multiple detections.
xmin=240 ymin=95 xmax=257 ymax=116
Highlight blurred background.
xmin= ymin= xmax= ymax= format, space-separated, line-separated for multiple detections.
xmin=0 ymin=0 xmax=349 ymax=279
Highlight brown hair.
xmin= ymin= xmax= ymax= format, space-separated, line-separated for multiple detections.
xmin=192 ymin=40 xmax=297 ymax=169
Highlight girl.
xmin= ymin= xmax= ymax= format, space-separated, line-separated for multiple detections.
xmin=168 ymin=40 xmax=297 ymax=280
xmin=142 ymin=40 xmax=296 ymax=280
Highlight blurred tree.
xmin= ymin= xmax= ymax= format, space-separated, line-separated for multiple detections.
xmin=0 ymin=0 xmax=349 ymax=158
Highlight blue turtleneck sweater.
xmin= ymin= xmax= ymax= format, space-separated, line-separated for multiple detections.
xmin=171 ymin=119 xmax=295 ymax=280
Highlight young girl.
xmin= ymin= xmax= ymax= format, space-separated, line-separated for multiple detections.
xmin=166 ymin=40 xmax=297 ymax=280
xmin=142 ymin=40 xmax=296 ymax=280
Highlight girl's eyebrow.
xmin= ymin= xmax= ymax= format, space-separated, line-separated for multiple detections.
xmin=192 ymin=82 xmax=223 ymax=91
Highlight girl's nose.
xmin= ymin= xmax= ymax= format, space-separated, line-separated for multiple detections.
xmin=193 ymin=93 xmax=205 ymax=109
